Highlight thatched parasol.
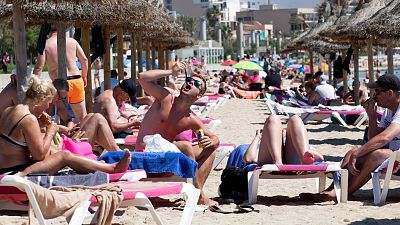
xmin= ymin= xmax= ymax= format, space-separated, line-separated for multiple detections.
xmin=327 ymin=0 xmax=393 ymax=45
xmin=364 ymin=0 xmax=400 ymax=40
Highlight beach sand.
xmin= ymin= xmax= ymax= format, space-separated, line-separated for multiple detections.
xmin=1 ymin=98 xmax=400 ymax=224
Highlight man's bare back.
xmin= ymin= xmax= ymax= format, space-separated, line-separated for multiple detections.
xmin=34 ymin=32 xmax=86 ymax=83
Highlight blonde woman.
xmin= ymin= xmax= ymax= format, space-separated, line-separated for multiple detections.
xmin=0 ymin=76 xmax=130 ymax=176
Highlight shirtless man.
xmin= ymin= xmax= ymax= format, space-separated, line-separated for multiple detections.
xmin=94 ymin=79 xmax=142 ymax=138
xmin=136 ymin=62 xmax=219 ymax=206
xmin=0 ymin=69 xmax=17 ymax=117
xmin=33 ymin=27 xmax=88 ymax=122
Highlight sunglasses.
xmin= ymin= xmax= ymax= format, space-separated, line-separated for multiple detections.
xmin=185 ymin=68 xmax=202 ymax=88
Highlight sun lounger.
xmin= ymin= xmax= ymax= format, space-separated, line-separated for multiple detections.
xmin=371 ymin=150 xmax=400 ymax=205
xmin=266 ymin=99 xmax=368 ymax=127
xmin=0 ymin=173 xmax=200 ymax=225
xmin=247 ymin=163 xmax=348 ymax=204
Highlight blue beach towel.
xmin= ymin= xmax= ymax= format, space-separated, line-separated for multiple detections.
xmin=226 ymin=144 xmax=257 ymax=172
xmin=98 ymin=151 xmax=198 ymax=178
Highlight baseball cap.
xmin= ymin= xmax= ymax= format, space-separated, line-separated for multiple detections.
xmin=367 ymin=74 xmax=400 ymax=91
xmin=119 ymin=79 xmax=137 ymax=104
xmin=11 ymin=69 xmax=16 ymax=75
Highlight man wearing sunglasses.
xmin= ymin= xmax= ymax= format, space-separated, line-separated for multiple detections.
xmin=301 ymin=74 xmax=400 ymax=203
xmin=136 ymin=61 xmax=220 ymax=206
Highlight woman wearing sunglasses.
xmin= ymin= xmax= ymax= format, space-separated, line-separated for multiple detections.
xmin=136 ymin=61 xmax=220 ymax=206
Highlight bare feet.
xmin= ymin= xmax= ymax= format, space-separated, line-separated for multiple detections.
xmin=198 ymin=196 xmax=219 ymax=206
xmin=113 ymin=150 xmax=131 ymax=173
xmin=198 ymin=192 xmax=218 ymax=206
xmin=303 ymin=150 xmax=324 ymax=165
xmin=303 ymin=151 xmax=315 ymax=165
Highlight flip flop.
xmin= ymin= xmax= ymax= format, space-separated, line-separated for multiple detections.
xmin=208 ymin=205 xmax=255 ymax=214
xmin=208 ymin=205 xmax=233 ymax=214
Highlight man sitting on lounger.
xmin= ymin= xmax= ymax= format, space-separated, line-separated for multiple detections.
xmin=136 ymin=62 xmax=220 ymax=206
xmin=300 ymin=74 xmax=400 ymax=202
xmin=94 ymin=79 xmax=142 ymax=138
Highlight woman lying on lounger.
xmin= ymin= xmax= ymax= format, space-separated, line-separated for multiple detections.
xmin=0 ymin=76 xmax=131 ymax=176
xmin=243 ymin=115 xmax=324 ymax=165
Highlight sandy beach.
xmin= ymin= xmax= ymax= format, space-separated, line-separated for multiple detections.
xmin=1 ymin=96 xmax=400 ymax=224
xmin=0 ymin=69 xmax=400 ymax=225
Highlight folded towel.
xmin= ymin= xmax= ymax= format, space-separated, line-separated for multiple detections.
xmin=26 ymin=171 xmax=108 ymax=188
xmin=98 ymin=152 xmax=198 ymax=178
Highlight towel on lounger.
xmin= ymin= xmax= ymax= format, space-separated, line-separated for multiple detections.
xmin=98 ymin=151 xmax=198 ymax=178
xmin=26 ymin=171 xmax=108 ymax=188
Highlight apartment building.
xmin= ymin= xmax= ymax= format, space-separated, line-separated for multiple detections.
xmin=240 ymin=0 xmax=269 ymax=10
xmin=164 ymin=0 xmax=241 ymax=23
xmin=236 ymin=4 xmax=318 ymax=36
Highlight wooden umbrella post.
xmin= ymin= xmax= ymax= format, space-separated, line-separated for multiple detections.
xmin=151 ymin=41 xmax=156 ymax=70
xmin=103 ymin=26 xmax=111 ymax=90
xmin=130 ymin=32 xmax=137 ymax=83
xmin=117 ymin=28 xmax=124 ymax=81
xmin=12 ymin=2 xmax=28 ymax=103
xmin=145 ymin=39 xmax=151 ymax=72
xmin=353 ymin=46 xmax=360 ymax=105
xmin=387 ymin=42 xmax=394 ymax=75
xmin=137 ymin=35 xmax=144 ymax=96
xmin=342 ymin=51 xmax=348 ymax=95
xmin=367 ymin=38 xmax=374 ymax=95
xmin=309 ymin=50 xmax=314 ymax=75
xmin=81 ymin=25 xmax=93 ymax=112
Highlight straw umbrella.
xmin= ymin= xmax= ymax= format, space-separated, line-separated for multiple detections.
xmin=365 ymin=0 xmax=400 ymax=75
xmin=1 ymin=0 xmax=193 ymax=105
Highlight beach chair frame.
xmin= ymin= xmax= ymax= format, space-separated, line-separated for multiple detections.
xmin=371 ymin=150 xmax=400 ymax=205
xmin=0 ymin=173 xmax=200 ymax=225
xmin=247 ymin=163 xmax=348 ymax=204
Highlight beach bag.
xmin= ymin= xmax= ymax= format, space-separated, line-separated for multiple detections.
xmin=219 ymin=167 xmax=248 ymax=203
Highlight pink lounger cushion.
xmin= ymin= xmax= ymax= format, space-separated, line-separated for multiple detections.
xmin=276 ymin=164 xmax=328 ymax=171
xmin=89 ymin=181 xmax=184 ymax=202
xmin=124 ymin=137 xmax=138 ymax=144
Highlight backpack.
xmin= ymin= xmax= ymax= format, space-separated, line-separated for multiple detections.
xmin=219 ymin=167 xmax=248 ymax=203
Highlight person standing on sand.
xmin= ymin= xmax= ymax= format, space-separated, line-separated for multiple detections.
xmin=300 ymin=74 xmax=400 ymax=203
xmin=33 ymin=26 xmax=88 ymax=122
xmin=136 ymin=61 xmax=220 ymax=206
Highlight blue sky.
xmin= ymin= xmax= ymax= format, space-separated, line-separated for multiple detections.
xmin=271 ymin=0 xmax=322 ymax=9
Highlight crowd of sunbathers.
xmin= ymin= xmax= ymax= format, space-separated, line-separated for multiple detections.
xmin=2 ymin=49 xmax=400 ymax=207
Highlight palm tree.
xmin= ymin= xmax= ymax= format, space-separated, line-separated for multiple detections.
xmin=206 ymin=5 xmax=220 ymax=40
xmin=177 ymin=15 xmax=199 ymax=37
